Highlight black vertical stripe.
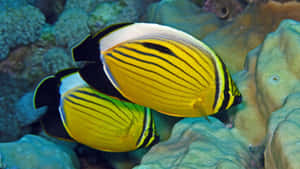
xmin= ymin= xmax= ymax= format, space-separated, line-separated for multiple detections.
xmin=136 ymin=108 xmax=148 ymax=146
xmin=218 ymin=61 xmax=230 ymax=112
xmin=212 ymin=62 xmax=220 ymax=109
xmin=139 ymin=111 xmax=154 ymax=148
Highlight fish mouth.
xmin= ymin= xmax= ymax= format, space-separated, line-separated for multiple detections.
xmin=232 ymin=95 xmax=242 ymax=106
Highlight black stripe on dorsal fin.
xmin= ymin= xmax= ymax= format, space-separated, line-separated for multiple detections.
xmin=33 ymin=75 xmax=59 ymax=109
xmin=33 ymin=68 xmax=78 ymax=108
xmin=78 ymin=61 xmax=130 ymax=102
xmin=72 ymin=23 xmax=133 ymax=62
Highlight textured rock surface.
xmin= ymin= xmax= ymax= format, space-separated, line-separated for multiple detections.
xmin=265 ymin=93 xmax=300 ymax=169
xmin=0 ymin=135 xmax=80 ymax=169
xmin=146 ymin=0 xmax=224 ymax=39
xmin=134 ymin=117 xmax=258 ymax=169
xmin=233 ymin=19 xmax=300 ymax=145
xmin=203 ymin=1 xmax=300 ymax=73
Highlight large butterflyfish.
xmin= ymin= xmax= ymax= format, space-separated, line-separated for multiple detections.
xmin=71 ymin=23 xmax=242 ymax=117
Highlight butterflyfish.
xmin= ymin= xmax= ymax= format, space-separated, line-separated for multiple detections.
xmin=33 ymin=68 xmax=159 ymax=152
xmin=71 ymin=23 xmax=242 ymax=118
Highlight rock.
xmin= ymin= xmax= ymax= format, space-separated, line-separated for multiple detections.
xmin=203 ymin=1 xmax=300 ymax=73
xmin=233 ymin=19 xmax=300 ymax=145
xmin=134 ymin=117 xmax=259 ymax=169
xmin=264 ymin=93 xmax=300 ymax=169
xmin=146 ymin=0 xmax=225 ymax=39
xmin=0 ymin=135 xmax=80 ymax=169
xmin=203 ymin=0 xmax=245 ymax=20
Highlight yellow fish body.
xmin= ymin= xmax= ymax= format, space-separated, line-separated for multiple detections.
xmin=72 ymin=23 xmax=242 ymax=117
xmin=33 ymin=68 xmax=159 ymax=152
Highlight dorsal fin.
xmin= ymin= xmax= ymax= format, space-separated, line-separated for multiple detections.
xmin=72 ymin=23 xmax=133 ymax=62
xmin=33 ymin=68 xmax=79 ymax=141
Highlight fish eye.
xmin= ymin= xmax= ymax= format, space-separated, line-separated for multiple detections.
xmin=269 ymin=75 xmax=280 ymax=85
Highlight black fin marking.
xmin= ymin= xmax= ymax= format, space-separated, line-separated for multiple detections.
xmin=34 ymin=68 xmax=79 ymax=141
xmin=79 ymin=62 xmax=129 ymax=102
xmin=40 ymin=106 xmax=74 ymax=141
xmin=92 ymin=23 xmax=133 ymax=40
xmin=141 ymin=42 xmax=175 ymax=55
xmin=55 ymin=68 xmax=80 ymax=80
xmin=34 ymin=76 xmax=59 ymax=109
xmin=72 ymin=35 xmax=100 ymax=62
xmin=72 ymin=23 xmax=133 ymax=62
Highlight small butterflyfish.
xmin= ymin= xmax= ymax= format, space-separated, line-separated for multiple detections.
xmin=71 ymin=23 xmax=242 ymax=118
xmin=33 ymin=68 xmax=159 ymax=152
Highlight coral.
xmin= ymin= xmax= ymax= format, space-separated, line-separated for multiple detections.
xmin=0 ymin=73 xmax=32 ymax=141
xmin=88 ymin=1 xmax=127 ymax=33
xmin=41 ymin=47 xmax=76 ymax=73
xmin=146 ymin=0 xmax=225 ymax=39
xmin=65 ymin=0 xmax=106 ymax=13
xmin=134 ymin=117 xmax=260 ymax=169
xmin=0 ymin=135 xmax=79 ymax=169
xmin=0 ymin=5 xmax=45 ymax=60
xmin=203 ymin=1 xmax=300 ymax=73
xmin=264 ymin=93 xmax=300 ymax=169
xmin=54 ymin=8 xmax=90 ymax=48
xmin=0 ymin=0 xmax=27 ymax=11
xmin=28 ymin=0 xmax=65 ymax=24
xmin=232 ymin=19 xmax=300 ymax=145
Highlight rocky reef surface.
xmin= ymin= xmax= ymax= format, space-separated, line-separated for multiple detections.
xmin=1 ymin=0 xmax=300 ymax=169
xmin=0 ymin=134 xmax=79 ymax=169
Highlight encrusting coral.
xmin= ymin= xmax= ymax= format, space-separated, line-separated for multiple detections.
xmin=134 ymin=117 xmax=261 ymax=169
xmin=0 ymin=4 xmax=45 ymax=60
xmin=203 ymin=1 xmax=300 ymax=73
xmin=264 ymin=93 xmax=300 ymax=169
xmin=0 ymin=135 xmax=79 ymax=169
xmin=232 ymin=19 xmax=300 ymax=146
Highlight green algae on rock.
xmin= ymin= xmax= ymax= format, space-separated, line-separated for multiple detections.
xmin=134 ymin=117 xmax=259 ymax=169
xmin=0 ymin=135 xmax=79 ymax=169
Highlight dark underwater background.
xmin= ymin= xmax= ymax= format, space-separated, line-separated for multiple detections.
xmin=1 ymin=0 xmax=300 ymax=168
